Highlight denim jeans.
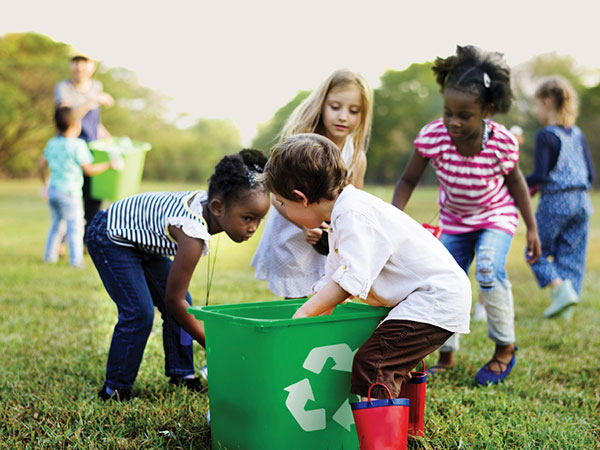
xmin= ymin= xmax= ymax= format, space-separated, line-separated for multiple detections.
xmin=438 ymin=229 xmax=515 ymax=351
xmin=44 ymin=186 xmax=84 ymax=266
xmin=86 ymin=210 xmax=194 ymax=391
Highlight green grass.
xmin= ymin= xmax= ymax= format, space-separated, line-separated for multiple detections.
xmin=1 ymin=179 xmax=599 ymax=449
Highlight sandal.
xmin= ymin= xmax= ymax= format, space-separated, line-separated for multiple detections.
xmin=426 ymin=364 xmax=451 ymax=376
xmin=475 ymin=346 xmax=518 ymax=386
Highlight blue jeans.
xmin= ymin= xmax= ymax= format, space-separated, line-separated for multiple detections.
xmin=44 ymin=186 xmax=84 ymax=266
xmin=439 ymin=229 xmax=515 ymax=351
xmin=86 ymin=210 xmax=194 ymax=391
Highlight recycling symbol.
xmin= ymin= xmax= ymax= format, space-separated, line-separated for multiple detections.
xmin=283 ymin=344 xmax=357 ymax=432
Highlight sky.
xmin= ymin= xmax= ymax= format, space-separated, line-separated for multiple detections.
xmin=2 ymin=0 xmax=597 ymax=145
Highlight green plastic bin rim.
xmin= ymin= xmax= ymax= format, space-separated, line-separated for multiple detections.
xmin=187 ymin=299 xmax=389 ymax=328
xmin=88 ymin=137 xmax=151 ymax=153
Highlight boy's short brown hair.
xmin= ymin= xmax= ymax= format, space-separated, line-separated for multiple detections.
xmin=263 ymin=133 xmax=349 ymax=203
xmin=54 ymin=106 xmax=76 ymax=133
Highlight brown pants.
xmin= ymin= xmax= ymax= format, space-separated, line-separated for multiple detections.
xmin=351 ymin=320 xmax=452 ymax=399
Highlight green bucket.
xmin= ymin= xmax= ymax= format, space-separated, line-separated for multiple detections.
xmin=88 ymin=137 xmax=151 ymax=202
xmin=187 ymin=299 xmax=389 ymax=450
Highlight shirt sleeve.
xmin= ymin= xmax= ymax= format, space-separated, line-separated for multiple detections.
xmin=525 ymin=130 xmax=560 ymax=186
xmin=491 ymin=125 xmax=519 ymax=175
xmin=54 ymin=81 xmax=67 ymax=104
xmin=166 ymin=217 xmax=211 ymax=257
xmin=328 ymin=211 xmax=394 ymax=300
xmin=413 ymin=120 xmax=445 ymax=160
xmin=74 ymin=139 xmax=94 ymax=165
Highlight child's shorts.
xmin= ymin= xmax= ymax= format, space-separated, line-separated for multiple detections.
xmin=351 ymin=319 xmax=452 ymax=398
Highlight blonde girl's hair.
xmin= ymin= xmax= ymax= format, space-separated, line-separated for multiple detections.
xmin=279 ymin=69 xmax=374 ymax=171
xmin=535 ymin=76 xmax=579 ymax=127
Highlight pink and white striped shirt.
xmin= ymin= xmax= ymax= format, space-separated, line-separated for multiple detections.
xmin=414 ymin=118 xmax=520 ymax=236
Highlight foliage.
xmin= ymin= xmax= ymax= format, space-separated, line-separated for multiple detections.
xmin=252 ymin=55 xmax=600 ymax=186
xmin=0 ymin=33 xmax=70 ymax=176
xmin=1 ymin=179 xmax=600 ymax=449
xmin=2 ymin=32 xmax=599 ymax=186
xmin=251 ymin=90 xmax=310 ymax=152
xmin=368 ymin=63 xmax=442 ymax=185
xmin=0 ymin=32 xmax=242 ymax=182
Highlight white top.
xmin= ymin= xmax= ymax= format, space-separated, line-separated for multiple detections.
xmin=313 ymin=185 xmax=472 ymax=334
xmin=251 ymin=137 xmax=355 ymax=298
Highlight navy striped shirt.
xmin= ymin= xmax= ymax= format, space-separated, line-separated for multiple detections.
xmin=106 ymin=191 xmax=210 ymax=256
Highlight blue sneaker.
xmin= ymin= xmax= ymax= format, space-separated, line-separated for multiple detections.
xmin=475 ymin=347 xmax=518 ymax=386
xmin=206 ymin=409 xmax=211 ymax=426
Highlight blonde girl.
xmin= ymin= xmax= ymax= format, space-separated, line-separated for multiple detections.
xmin=252 ymin=69 xmax=374 ymax=298
xmin=525 ymin=77 xmax=595 ymax=319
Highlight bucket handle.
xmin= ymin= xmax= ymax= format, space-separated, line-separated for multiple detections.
xmin=417 ymin=359 xmax=426 ymax=373
xmin=366 ymin=383 xmax=393 ymax=401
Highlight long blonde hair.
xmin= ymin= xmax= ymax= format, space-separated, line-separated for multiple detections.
xmin=535 ymin=76 xmax=579 ymax=127
xmin=280 ymin=69 xmax=373 ymax=172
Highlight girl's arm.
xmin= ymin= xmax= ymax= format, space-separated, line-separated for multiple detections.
xmin=165 ymin=226 xmax=206 ymax=346
xmin=293 ymin=280 xmax=350 ymax=318
xmin=392 ymin=150 xmax=429 ymax=209
xmin=505 ymin=165 xmax=542 ymax=264
xmin=350 ymin=150 xmax=367 ymax=190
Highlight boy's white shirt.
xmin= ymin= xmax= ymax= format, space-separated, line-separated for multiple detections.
xmin=313 ymin=185 xmax=472 ymax=334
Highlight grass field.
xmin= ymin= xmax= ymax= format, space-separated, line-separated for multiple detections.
xmin=1 ymin=179 xmax=599 ymax=449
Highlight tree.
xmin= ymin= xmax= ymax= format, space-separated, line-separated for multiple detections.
xmin=0 ymin=33 xmax=70 ymax=176
xmin=251 ymin=91 xmax=309 ymax=152
xmin=367 ymin=63 xmax=441 ymax=184
xmin=0 ymin=32 xmax=243 ymax=182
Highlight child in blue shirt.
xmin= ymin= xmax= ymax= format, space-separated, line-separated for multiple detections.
xmin=39 ymin=106 xmax=121 ymax=266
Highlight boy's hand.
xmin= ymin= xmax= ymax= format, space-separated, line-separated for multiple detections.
xmin=110 ymin=156 xmax=124 ymax=171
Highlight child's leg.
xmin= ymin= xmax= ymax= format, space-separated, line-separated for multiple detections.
xmin=351 ymin=320 xmax=452 ymax=399
xmin=474 ymin=229 xmax=516 ymax=369
xmin=64 ymin=194 xmax=85 ymax=266
xmin=528 ymin=196 xmax=564 ymax=288
xmin=143 ymin=256 xmax=195 ymax=379
xmin=44 ymin=187 xmax=66 ymax=263
xmin=86 ymin=211 xmax=156 ymax=392
xmin=434 ymin=232 xmax=477 ymax=370
xmin=553 ymin=195 xmax=591 ymax=295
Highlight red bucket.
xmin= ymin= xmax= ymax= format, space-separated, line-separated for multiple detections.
xmin=422 ymin=223 xmax=442 ymax=239
xmin=399 ymin=360 xmax=427 ymax=437
xmin=351 ymin=383 xmax=409 ymax=450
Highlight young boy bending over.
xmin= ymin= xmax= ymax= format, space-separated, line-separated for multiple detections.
xmin=262 ymin=133 xmax=472 ymax=399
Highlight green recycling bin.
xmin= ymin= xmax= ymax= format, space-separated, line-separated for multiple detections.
xmin=187 ymin=299 xmax=390 ymax=450
xmin=88 ymin=137 xmax=151 ymax=201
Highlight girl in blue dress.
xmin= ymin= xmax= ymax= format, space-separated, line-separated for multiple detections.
xmin=526 ymin=77 xmax=595 ymax=319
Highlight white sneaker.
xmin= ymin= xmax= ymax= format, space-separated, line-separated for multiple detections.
xmin=472 ymin=302 xmax=487 ymax=322
xmin=544 ymin=280 xmax=579 ymax=318
xmin=199 ymin=364 xmax=208 ymax=382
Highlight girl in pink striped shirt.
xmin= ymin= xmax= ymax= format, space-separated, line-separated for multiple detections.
xmin=392 ymin=45 xmax=541 ymax=385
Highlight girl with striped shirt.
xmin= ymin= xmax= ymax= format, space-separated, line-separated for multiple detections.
xmin=86 ymin=149 xmax=270 ymax=401
xmin=392 ymin=45 xmax=541 ymax=385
